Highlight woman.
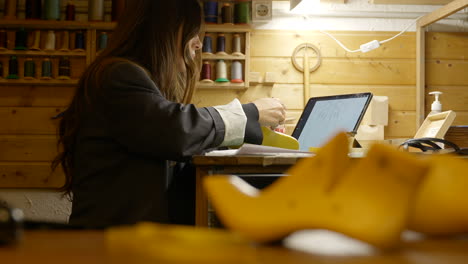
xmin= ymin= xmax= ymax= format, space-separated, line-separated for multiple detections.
xmin=53 ymin=0 xmax=286 ymax=228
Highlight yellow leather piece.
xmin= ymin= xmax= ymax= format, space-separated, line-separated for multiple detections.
xmin=261 ymin=126 xmax=299 ymax=150
xmin=204 ymin=132 xmax=429 ymax=249
xmin=409 ymin=155 xmax=468 ymax=235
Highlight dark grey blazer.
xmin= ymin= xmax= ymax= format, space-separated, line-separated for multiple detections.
xmin=68 ymin=62 xmax=262 ymax=228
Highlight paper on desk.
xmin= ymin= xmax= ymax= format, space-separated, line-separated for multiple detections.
xmin=205 ymin=143 xmax=314 ymax=157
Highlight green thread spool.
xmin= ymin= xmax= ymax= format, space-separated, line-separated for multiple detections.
xmin=7 ymin=56 xmax=19 ymax=79
xmin=98 ymin=32 xmax=108 ymax=51
xmin=24 ymin=58 xmax=36 ymax=79
xmin=58 ymin=57 xmax=71 ymax=80
xmin=44 ymin=0 xmax=61 ymax=20
xmin=41 ymin=58 xmax=53 ymax=79
xmin=234 ymin=1 xmax=250 ymax=24
xmin=14 ymin=28 xmax=27 ymax=50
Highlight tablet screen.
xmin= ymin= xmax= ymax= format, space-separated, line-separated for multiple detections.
xmin=292 ymin=93 xmax=373 ymax=151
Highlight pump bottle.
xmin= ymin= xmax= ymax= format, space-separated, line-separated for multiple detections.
xmin=428 ymin=91 xmax=442 ymax=116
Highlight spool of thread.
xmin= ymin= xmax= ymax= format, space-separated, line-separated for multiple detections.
xmin=24 ymin=58 xmax=36 ymax=79
xmin=41 ymin=58 xmax=53 ymax=79
xmin=14 ymin=28 xmax=27 ymax=50
xmin=203 ymin=1 xmax=218 ymax=24
xmin=0 ymin=62 xmax=3 ymax=78
xmin=7 ymin=56 xmax=19 ymax=79
xmin=58 ymin=57 xmax=71 ymax=80
xmin=200 ymin=61 xmax=213 ymax=83
xmin=231 ymin=61 xmax=243 ymax=83
xmin=112 ymin=0 xmax=126 ymax=21
xmin=44 ymin=0 xmax=61 ymax=20
xmin=202 ymin=35 xmax=213 ymax=54
xmin=88 ymin=0 xmax=105 ymax=21
xmin=216 ymin=34 xmax=227 ymax=55
xmin=221 ymin=3 xmax=233 ymax=24
xmin=98 ymin=32 xmax=108 ymax=51
xmin=60 ymin=31 xmax=70 ymax=51
xmin=234 ymin=1 xmax=250 ymax=24
xmin=232 ymin=34 xmax=243 ymax=56
xmin=44 ymin=30 xmax=56 ymax=50
xmin=74 ymin=31 xmax=85 ymax=51
xmin=0 ymin=30 xmax=8 ymax=50
xmin=215 ymin=60 xmax=229 ymax=82
xmin=66 ymin=1 xmax=76 ymax=21
xmin=25 ymin=0 xmax=42 ymax=19
xmin=4 ymin=0 xmax=18 ymax=19
xmin=30 ymin=30 xmax=41 ymax=50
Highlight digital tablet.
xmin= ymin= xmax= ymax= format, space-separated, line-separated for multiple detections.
xmin=292 ymin=93 xmax=373 ymax=151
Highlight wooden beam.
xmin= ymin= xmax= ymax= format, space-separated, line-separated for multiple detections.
xmin=417 ymin=0 xmax=468 ymax=27
xmin=371 ymin=0 xmax=451 ymax=5
xmin=416 ymin=27 xmax=426 ymax=127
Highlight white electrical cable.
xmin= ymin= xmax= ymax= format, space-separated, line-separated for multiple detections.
xmin=319 ymin=15 xmax=424 ymax=53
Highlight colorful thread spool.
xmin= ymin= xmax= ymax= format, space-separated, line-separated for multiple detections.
xmin=202 ymin=35 xmax=213 ymax=54
xmin=66 ymin=1 xmax=76 ymax=21
xmin=221 ymin=3 xmax=233 ymax=24
xmin=44 ymin=30 xmax=56 ymax=50
xmin=98 ymin=32 xmax=108 ymax=51
xmin=30 ymin=30 xmax=41 ymax=50
xmin=216 ymin=34 xmax=227 ymax=55
xmin=4 ymin=0 xmax=18 ymax=19
xmin=24 ymin=58 xmax=36 ymax=79
xmin=88 ymin=0 xmax=105 ymax=21
xmin=204 ymin=1 xmax=218 ymax=24
xmin=215 ymin=60 xmax=229 ymax=82
xmin=14 ymin=28 xmax=27 ymax=50
xmin=60 ymin=31 xmax=70 ymax=51
xmin=74 ymin=31 xmax=85 ymax=51
xmin=44 ymin=0 xmax=61 ymax=20
xmin=200 ymin=61 xmax=213 ymax=83
xmin=231 ymin=61 xmax=243 ymax=83
xmin=7 ymin=56 xmax=19 ymax=79
xmin=58 ymin=57 xmax=71 ymax=80
xmin=232 ymin=34 xmax=243 ymax=56
xmin=112 ymin=0 xmax=126 ymax=21
xmin=0 ymin=30 xmax=8 ymax=50
xmin=234 ymin=1 xmax=250 ymax=24
xmin=41 ymin=58 xmax=53 ymax=79
xmin=25 ymin=0 xmax=42 ymax=19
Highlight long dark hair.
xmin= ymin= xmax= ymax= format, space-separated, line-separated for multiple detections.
xmin=52 ymin=0 xmax=203 ymax=194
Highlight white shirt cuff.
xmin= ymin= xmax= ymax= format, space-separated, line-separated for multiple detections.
xmin=213 ymin=99 xmax=247 ymax=147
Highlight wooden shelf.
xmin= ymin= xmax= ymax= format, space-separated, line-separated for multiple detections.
xmin=0 ymin=78 xmax=79 ymax=86
xmin=205 ymin=24 xmax=252 ymax=33
xmin=197 ymin=82 xmax=247 ymax=90
xmin=0 ymin=50 xmax=87 ymax=57
xmin=202 ymin=54 xmax=246 ymax=60
xmin=0 ymin=19 xmax=116 ymax=30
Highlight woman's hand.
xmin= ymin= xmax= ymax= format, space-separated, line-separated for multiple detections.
xmin=252 ymin=98 xmax=286 ymax=127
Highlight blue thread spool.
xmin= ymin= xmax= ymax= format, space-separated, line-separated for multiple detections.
xmin=58 ymin=57 xmax=71 ymax=80
xmin=98 ymin=32 xmax=108 ymax=51
xmin=216 ymin=34 xmax=227 ymax=55
xmin=7 ymin=56 xmax=19 ymax=79
xmin=202 ymin=35 xmax=213 ymax=54
xmin=231 ymin=61 xmax=243 ymax=83
xmin=26 ymin=0 xmax=42 ymax=19
xmin=24 ymin=58 xmax=36 ymax=79
xmin=44 ymin=0 xmax=60 ymax=20
xmin=74 ymin=31 xmax=85 ymax=51
xmin=41 ymin=58 xmax=53 ymax=79
xmin=14 ymin=28 xmax=27 ymax=50
xmin=204 ymin=1 xmax=218 ymax=24
xmin=215 ymin=60 xmax=229 ymax=82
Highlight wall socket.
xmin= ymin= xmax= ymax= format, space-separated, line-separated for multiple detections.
xmin=252 ymin=1 xmax=273 ymax=21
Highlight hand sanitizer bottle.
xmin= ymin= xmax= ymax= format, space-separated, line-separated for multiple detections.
xmin=428 ymin=91 xmax=442 ymax=115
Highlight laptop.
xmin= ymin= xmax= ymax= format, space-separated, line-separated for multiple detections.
xmin=292 ymin=93 xmax=373 ymax=151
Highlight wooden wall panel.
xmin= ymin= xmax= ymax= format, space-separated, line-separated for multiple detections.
xmin=0 ymin=107 xmax=63 ymax=135
xmin=0 ymin=135 xmax=57 ymax=161
xmin=0 ymin=86 xmax=74 ymax=107
xmin=0 ymin=162 xmax=64 ymax=188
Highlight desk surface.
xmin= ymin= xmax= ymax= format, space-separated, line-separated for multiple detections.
xmin=1 ymin=229 xmax=468 ymax=264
